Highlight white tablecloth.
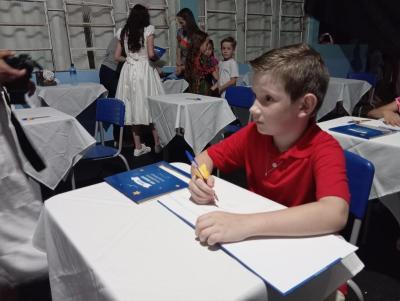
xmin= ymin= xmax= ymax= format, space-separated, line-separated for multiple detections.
xmin=33 ymin=162 xmax=362 ymax=301
xmin=148 ymin=93 xmax=236 ymax=154
xmin=162 ymin=79 xmax=189 ymax=94
xmin=14 ymin=107 xmax=95 ymax=189
xmin=319 ymin=116 xmax=400 ymax=224
xmin=28 ymin=83 xmax=108 ymax=117
xmin=317 ymin=77 xmax=372 ymax=120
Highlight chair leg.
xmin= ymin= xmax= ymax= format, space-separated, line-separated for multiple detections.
xmin=347 ymin=279 xmax=364 ymax=301
xmin=71 ymin=169 xmax=76 ymax=190
xmin=119 ymin=154 xmax=130 ymax=170
xmin=349 ymin=219 xmax=362 ymax=245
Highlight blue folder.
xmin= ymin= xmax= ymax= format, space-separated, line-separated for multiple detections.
xmin=329 ymin=124 xmax=388 ymax=139
xmin=105 ymin=161 xmax=189 ymax=203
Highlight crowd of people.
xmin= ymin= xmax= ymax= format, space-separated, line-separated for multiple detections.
xmin=100 ymin=5 xmax=239 ymax=157
xmin=1 ymin=4 xmax=400 ymax=301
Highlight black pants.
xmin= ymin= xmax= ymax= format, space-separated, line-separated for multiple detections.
xmin=99 ymin=64 xmax=124 ymax=142
xmin=99 ymin=64 xmax=120 ymax=98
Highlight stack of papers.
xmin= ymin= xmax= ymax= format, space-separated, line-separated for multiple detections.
xmin=329 ymin=123 xmax=393 ymax=139
xmin=157 ymin=181 xmax=358 ymax=295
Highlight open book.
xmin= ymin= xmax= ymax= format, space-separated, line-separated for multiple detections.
xmin=155 ymin=168 xmax=358 ymax=295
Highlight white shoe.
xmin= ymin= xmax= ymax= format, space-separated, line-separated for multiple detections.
xmin=134 ymin=144 xmax=151 ymax=157
xmin=154 ymin=144 xmax=162 ymax=154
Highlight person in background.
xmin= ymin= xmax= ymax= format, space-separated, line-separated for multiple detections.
xmin=114 ymin=4 xmax=164 ymax=157
xmin=204 ymin=39 xmax=220 ymax=96
xmin=0 ymin=50 xmax=48 ymax=301
xmin=185 ymin=33 xmax=218 ymax=96
xmin=218 ymin=36 xmax=239 ymax=98
xmin=99 ymin=34 xmax=125 ymax=144
xmin=185 ymin=31 xmax=217 ymax=95
xmin=99 ymin=35 xmax=124 ymax=98
xmin=176 ymin=8 xmax=202 ymax=77
xmin=367 ymin=97 xmax=400 ymax=126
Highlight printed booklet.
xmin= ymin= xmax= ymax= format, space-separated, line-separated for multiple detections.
xmin=105 ymin=161 xmax=189 ymax=203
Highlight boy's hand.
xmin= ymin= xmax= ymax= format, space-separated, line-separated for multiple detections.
xmin=383 ymin=110 xmax=400 ymax=127
xmin=188 ymin=173 xmax=215 ymax=205
xmin=195 ymin=211 xmax=249 ymax=245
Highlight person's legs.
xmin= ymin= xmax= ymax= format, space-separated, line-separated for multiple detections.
xmin=132 ymin=125 xmax=151 ymax=156
xmin=151 ymin=123 xmax=162 ymax=154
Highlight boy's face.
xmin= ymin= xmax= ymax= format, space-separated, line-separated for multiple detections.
xmin=250 ymin=72 xmax=301 ymax=136
xmin=221 ymin=42 xmax=234 ymax=60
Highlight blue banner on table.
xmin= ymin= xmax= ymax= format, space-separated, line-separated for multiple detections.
xmin=104 ymin=161 xmax=189 ymax=203
xmin=329 ymin=124 xmax=390 ymax=139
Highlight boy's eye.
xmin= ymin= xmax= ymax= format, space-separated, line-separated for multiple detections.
xmin=265 ymin=95 xmax=273 ymax=102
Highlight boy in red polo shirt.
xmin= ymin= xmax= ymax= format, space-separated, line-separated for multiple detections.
xmin=189 ymin=43 xmax=350 ymax=246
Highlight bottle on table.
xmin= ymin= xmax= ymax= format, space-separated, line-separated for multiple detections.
xmin=69 ymin=63 xmax=77 ymax=85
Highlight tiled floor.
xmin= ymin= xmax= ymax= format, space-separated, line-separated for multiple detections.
xmin=24 ymin=134 xmax=400 ymax=301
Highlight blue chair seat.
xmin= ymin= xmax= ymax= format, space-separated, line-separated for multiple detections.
xmin=343 ymin=150 xmax=375 ymax=301
xmin=223 ymin=86 xmax=255 ymax=136
xmin=71 ymin=98 xmax=129 ymax=189
xmin=224 ymin=124 xmax=241 ymax=134
xmin=83 ymin=145 xmax=119 ymax=159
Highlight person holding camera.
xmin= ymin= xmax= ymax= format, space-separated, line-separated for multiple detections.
xmin=0 ymin=50 xmax=48 ymax=300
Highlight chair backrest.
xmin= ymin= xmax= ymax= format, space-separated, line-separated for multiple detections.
xmin=225 ymin=86 xmax=255 ymax=109
xmin=96 ymin=98 xmax=125 ymax=127
xmin=344 ymin=150 xmax=375 ymax=220
xmin=347 ymin=72 xmax=378 ymax=87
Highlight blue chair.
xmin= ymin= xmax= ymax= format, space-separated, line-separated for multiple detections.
xmin=347 ymin=72 xmax=378 ymax=87
xmin=347 ymin=72 xmax=378 ymax=114
xmin=223 ymin=86 xmax=255 ymax=136
xmin=72 ymin=98 xmax=129 ymax=189
xmin=344 ymin=150 xmax=375 ymax=301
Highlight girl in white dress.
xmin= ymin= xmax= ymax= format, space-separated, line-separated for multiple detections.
xmin=115 ymin=4 xmax=164 ymax=157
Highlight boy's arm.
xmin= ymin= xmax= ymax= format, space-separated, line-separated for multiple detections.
xmin=367 ymin=100 xmax=400 ymax=126
xmin=219 ymin=77 xmax=237 ymax=94
xmin=196 ymin=196 xmax=349 ymax=246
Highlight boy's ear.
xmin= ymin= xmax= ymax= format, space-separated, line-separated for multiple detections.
xmin=298 ymin=93 xmax=318 ymax=118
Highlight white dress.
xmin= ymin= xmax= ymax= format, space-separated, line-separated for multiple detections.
xmin=115 ymin=25 xmax=165 ymax=125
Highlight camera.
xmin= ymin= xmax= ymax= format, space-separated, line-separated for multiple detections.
xmin=4 ymin=54 xmax=42 ymax=104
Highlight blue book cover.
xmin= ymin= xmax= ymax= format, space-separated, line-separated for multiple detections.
xmin=329 ymin=124 xmax=389 ymax=139
xmin=104 ymin=161 xmax=189 ymax=203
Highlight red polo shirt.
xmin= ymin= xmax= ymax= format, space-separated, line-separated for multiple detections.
xmin=208 ymin=122 xmax=350 ymax=207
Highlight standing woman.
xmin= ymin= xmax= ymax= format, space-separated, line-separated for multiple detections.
xmin=176 ymin=8 xmax=202 ymax=76
xmin=115 ymin=4 xmax=164 ymax=157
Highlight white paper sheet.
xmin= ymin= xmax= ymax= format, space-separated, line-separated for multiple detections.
xmin=158 ymin=183 xmax=358 ymax=295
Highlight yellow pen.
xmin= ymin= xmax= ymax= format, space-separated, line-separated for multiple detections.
xmin=185 ymin=151 xmax=219 ymax=204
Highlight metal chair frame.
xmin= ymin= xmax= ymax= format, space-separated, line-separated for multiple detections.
xmin=71 ymin=98 xmax=129 ymax=189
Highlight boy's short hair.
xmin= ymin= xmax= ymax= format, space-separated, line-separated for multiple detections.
xmin=220 ymin=36 xmax=237 ymax=50
xmin=250 ymin=43 xmax=329 ymax=113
